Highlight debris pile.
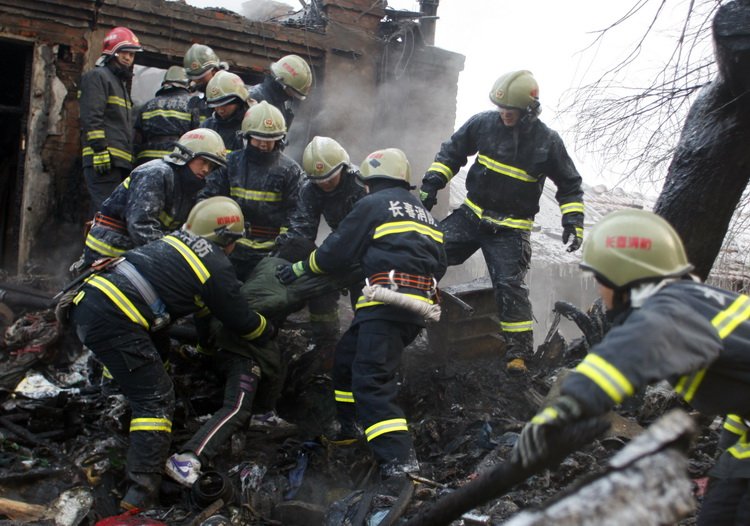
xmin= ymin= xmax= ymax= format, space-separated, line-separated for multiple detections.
xmin=0 ymin=291 xmax=721 ymax=525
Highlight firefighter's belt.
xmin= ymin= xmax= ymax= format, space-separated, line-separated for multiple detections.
xmin=368 ymin=271 xmax=436 ymax=292
xmin=247 ymin=225 xmax=281 ymax=239
xmin=112 ymin=259 xmax=170 ymax=331
xmin=93 ymin=212 xmax=128 ymax=233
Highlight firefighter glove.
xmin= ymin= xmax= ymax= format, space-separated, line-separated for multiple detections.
xmin=92 ymin=149 xmax=112 ymax=175
xmin=562 ymin=212 xmax=584 ymax=252
xmin=513 ymin=395 xmax=583 ymax=468
xmin=419 ymin=180 xmax=440 ymax=211
xmin=276 ymin=261 xmax=307 ymax=285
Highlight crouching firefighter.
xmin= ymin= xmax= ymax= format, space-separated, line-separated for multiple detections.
xmin=512 ymin=209 xmax=750 ymax=526
xmin=81 ymin=129 xmax=227 ymax=266
xmin=68 ymin=197 xmax=272 ymax=511
xmin=278 ymin=148 xmax=447 ymax=479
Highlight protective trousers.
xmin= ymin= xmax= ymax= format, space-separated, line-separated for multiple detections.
xmin=308 ymin=290 xmax=341 ymax=347
xmin=440 ymin=207 xmax=533 ymax=359
xmin=83 ymin=166 xmax=128 ymax=216
xmin=333 ymin=318 xmax=421 ymax=467
xmin=183 ymin=350 xmax=259 ymax=463
xmin=698 ymin=477 xmax=750 ymax=525
xmin=71 ymin=290 xmax=174 ymax=510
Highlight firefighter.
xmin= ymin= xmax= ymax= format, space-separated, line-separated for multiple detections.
xmin=277 ymin=148 xmax=447 ymax=478
xmin=184 ymin=43 xmax=227 ymax=124
xmin=70 ymin=197 xmax=272 ymax=510
xmin=82 ymin=129 xmax=227 ymax=265
xmin=278 ymin=136 xmax=366 ymax=366
xmin=133 ymin=66 xmax=198 ymax=166
xmin=249 ymin=54 xmax=312 ymax=130
xmin=419 ymin=70 xmax=585 ymax=374
xmin=201 ymin=70 xmax=254 ymax=152
xmin=198 ymin=100 xmax=304 ymax=281
xmin=79 ymin=27 xmax=142 ymax=214
xmin=512 ymin=208 xmax=750 ymax=526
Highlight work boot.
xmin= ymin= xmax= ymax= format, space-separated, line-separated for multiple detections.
xmin=506 ymin=357 xmax=528 ymax=375
xmin=504 ymin=331 xmax=533 ymax=374
xmin=120 ymin=471 xmax=162 ymax=511
xmin=379 ymin=448 xmax=420 ymax=479
xmin=323 ymin=420 xmax=362 ymax=446
xmin=165 ymin=452 xmax=201 ymax=487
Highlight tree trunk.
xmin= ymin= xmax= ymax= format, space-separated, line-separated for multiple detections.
xmin=654 ymin=0 xmax=750 ymax=280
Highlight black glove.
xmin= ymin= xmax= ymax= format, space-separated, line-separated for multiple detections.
xmin=513 ymin=395 xmax=584 ymax=468
xmin=562 ymin=213 xmax=584 ymax=253
xmin=419 ymin=179 xmax=441 ymax=211
xmin=562 ymin=225 xmax=582 ymax=252
xmin=276 ymin=261 xmax=307 ymax=285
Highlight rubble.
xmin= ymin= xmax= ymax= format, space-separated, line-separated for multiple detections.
xmin=0 ymin=290 xmax=722 ymax=525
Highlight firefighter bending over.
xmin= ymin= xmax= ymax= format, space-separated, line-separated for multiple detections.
xmin=70 ymin=197 xmax=272 ymax=511
xmin=278 ymin=148 xmax=447 ymax=480
xmin=201 ymin=70 xmax=255 ymax=152
xmin=249 ymin=54 xmax=312 ymax=131
xmin=513 ymin=209 xmax=750 ymax=526
xmin=82 ymin=129 xmax=227 ymax=265
xmin=419 ymin=70 xmax=584 ymax=374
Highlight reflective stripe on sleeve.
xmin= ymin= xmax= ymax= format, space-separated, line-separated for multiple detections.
xmin=500 ymin=320 xmax=533 ymax=333
xmin=334 ymin=390 xmax=355 ymax=403
xmin=724 ymin=415 xmax=749 ymax=436
xmin=560 ymin=202 xmax=584 ymax=215
xmin=712 ymin=294 xmax=750 ymax=340
xmin=242 ymin=314 xmax=267 ymax=340
xmin=85 ymin=234 xmax=127 ymax=257
xmin=574 ymin=353 xmax=634 ymax=404
xmin=427 ymin=162 xmax=453 ymax=181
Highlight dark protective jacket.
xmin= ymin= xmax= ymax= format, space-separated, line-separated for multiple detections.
xmin=78 ymin=229 xmax=266 ymax=340
xmin=134 ymin=88 xmax=197 ymax=165
xmin=83 ymin=159 xmax=204 ymax=262
xmin=561 ymin=279 xmax=750 ymax=474
xmin=198 ymin=148 xmax=303 ymax=254
xmin=79 ymin=62 xmax=135 ymax=170
xmin=423 ymin=111 xmax=584 ymax=230
xmin=283 ymin=166 xmax=366 ymax=243
xmin=304 ymin=184 xmax=447 ymax=326
xmin=200 ymin=106 xmax=245 ymax=153
xmin=249 ymin=75 xmax=295 ymax=129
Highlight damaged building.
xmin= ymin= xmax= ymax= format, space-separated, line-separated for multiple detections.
xmin=0 ymin=0 xmax=464 ymax=275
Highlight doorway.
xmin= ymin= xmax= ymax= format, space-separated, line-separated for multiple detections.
xmin=0 ymin=39 xmax=32 ymax=273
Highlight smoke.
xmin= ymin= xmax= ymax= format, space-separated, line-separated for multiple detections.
xmin=240 ymin=0 xmax=295 ymax=21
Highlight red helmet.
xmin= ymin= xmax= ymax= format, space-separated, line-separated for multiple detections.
xmin=101 ymin=27 xmax=143 ymax=55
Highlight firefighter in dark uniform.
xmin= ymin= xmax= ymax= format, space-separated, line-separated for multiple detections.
xmin=200 ymin=70 xmax=253 ymax=152
xmin=278 ymin=136 xmax=366 ymax=362
xmin=249 ymin=54 xmax=312 ymax=131
xmin=278 ymin=148 xmax=447 ymax=477
xmin=79 ymin=27 xmax=142 ymax=214
xmin=198 ymin=100 xmax=304 ymax=281
xmin=133 ymin=66 xmax=197 ymax=166
xmin=512 ymin=209 xmax=750 ymax=526
xmin=184 ymin=43 xmax=226 ymax=124
xmin=71 ymin=197 xmax=272 ymax=510
xmin=82 ymin=129 xmax=227 ymax=265
xmin=419 ymin=70 xmax=585 ymax=374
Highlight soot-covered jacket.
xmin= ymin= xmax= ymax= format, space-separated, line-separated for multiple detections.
xmin=84 ymin=159 xmax=204 ymax=263
xmin=200 ymin=107 xmax=245 ymax=153
xmin=134 ymin=88 xmax=197 ymax=165
xmin=561 ymin=279 xmax=750 ymax=475
xmin=79 ymin=229 xmax=266 ymax=340
xmin=304 ymin=184 xmax=447 ymax=326
xmin=249 ymin=76 xmax=295 ymax=129
xmin=423 ymin=111 xmax=584 ymax=229
xmin=198 ymin=148 xmax=303 ymax=253
xmin=284 ymin=167 xmax=366 ymax=243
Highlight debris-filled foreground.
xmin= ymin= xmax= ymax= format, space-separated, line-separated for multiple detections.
xmin=0 ymin=294 xmax=719 ymax=525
